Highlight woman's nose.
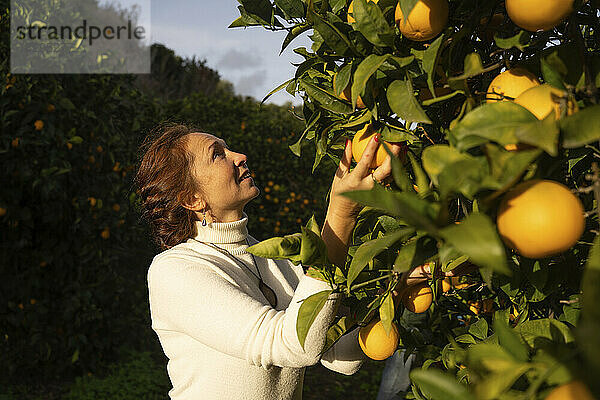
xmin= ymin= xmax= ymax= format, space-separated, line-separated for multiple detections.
xmin=234 ymin=151 xmax=248 ymax=167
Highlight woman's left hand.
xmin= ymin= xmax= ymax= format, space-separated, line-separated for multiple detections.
xmin=327 ymin=134 xmax=405 ymax=222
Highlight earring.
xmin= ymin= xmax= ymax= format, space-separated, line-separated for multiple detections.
xmin=201 ymin=211 xmax=207 ymax=226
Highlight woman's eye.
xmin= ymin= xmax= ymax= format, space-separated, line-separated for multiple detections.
xmin=213 ymin=150 xmax=225 ymax=160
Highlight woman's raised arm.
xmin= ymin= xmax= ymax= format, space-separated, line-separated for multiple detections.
xmin=320 ymin=135 xmax=405 ymax=268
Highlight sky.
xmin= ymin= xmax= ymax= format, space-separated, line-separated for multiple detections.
xmin=148 ymin=0 xmax=312 ymax=105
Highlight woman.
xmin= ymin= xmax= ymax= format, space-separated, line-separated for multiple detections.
xmin=134 ymin=122 xmax=405 ymax=400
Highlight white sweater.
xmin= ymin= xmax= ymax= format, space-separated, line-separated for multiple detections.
xmin=147 ymin=214 xmax=366 ymax=400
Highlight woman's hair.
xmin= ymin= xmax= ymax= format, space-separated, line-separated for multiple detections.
xmin=134 ymin=122 xmax=201 ymax=250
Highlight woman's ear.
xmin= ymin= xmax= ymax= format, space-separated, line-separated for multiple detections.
xmin=181 ymin=193 xmax=205 ymax=212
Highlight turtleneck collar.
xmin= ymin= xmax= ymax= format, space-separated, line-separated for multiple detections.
xmin=192 ymin=212 xmax=249 ymax=245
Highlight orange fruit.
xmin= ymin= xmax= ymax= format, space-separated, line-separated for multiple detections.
xmin=486 ymin=68 xmax=540 ymax=102
xmin=358 ymin=318 xmax=399 ymax=360
xmin=469 ymin=299 xmax=495 ymax=315
xmin=402 ymin=283 xmax=433 ymax=313
xmin=352 ymin=124 xmax=388 ymax=168
xmin=514 ymin=84 xmax=578 ymax=120
xmin=34 ymin=120 xmax=44 ymax=131
xmin=395 ymin=0 xmax=449 ymax=41
xmin=497 ymin=180 xmax=585 ymax=259
xmin=506 ymin=0 xmax=574 ymax=32
xmin=441 ymin=278 xmax=452 ymax=293
xmin=347 ymin=0 xmax=380 ymax=24
xmin=544 ymin=381 xmax=595 ymax=400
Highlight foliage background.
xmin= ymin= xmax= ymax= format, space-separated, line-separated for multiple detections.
xmin=0 ymin=0 xmax=346 ymax=397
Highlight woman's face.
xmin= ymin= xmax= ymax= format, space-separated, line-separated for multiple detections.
xmin=186 ymin=132 xmax=260 ymax=219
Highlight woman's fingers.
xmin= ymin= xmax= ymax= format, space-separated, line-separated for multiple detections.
xmin=372 ymin=143 xmax=405 ymax=182
xmin=353 ymin=134 xmax=380 ymax=177
xmin=339 ymin=138 xmax=353 ymax=174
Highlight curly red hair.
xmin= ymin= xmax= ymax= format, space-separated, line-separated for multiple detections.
xmin=134 ymin=122 xmax=200 ymax=250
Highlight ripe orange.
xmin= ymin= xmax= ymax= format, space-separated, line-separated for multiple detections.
xmin=486 ymin=68 xmax=540 ymax=102
xmin=469 ymin=299 xmax=494 ymax=315
xmin=544 ymin=381 xmax=595 ymax=400
xmin=514 ymin=84 xmax=578 ymax=120
xmin=441 ymin=278 xmax=452 ymax=293
xmin=352 ymin=124 xmax=388 ymax=168
xmin=402 ymin=283 xmax=433 ymax=313
xmin=358 ymin=318 xmax=399 ymax=360
xmin=333 ymin=73 xmax=366 ymax=109
xmin=497 ymin=180 xmax=585 ymax=259
xmin=506 ymin=0 xmax=574 ymax=32
xmin=395 ymin=0 xmax=448 ymax=41
xmin=347 ymin=0 xmax=379 ymax=24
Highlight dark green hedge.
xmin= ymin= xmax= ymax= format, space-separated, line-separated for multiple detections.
xmin=0 ymin=1 xmax=333 ymax=386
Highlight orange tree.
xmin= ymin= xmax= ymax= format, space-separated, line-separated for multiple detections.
xmin=233 ymin=0 xmax=600 ymax=398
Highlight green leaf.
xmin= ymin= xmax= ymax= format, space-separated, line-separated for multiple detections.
xmin=352 ymin=0 xmax=395 ymax=47
xmin=68 ymin=136 xmax=83 ymax=144
xmin=514 ymin=114 xmax=560 ymax=156
xmin=280 ymin=24 xmax=311 ymax=54
xmin=516 ymin=319 xmax=574 ymax=347
xmin=381 ymin=142 xmax=412 ymax=192
xmin=410 ymin=369 xmax=475 ymax=400
xmin=393 ymin=235 xmax=436 ymax=273
xmin=334 ymin=64 xmax=352 ymax=96
xmin=274 ymin=0 xmax=305 ymax=19
xmin=449 ymin=101 xmax=538 ymax=150
xmin=240 ymin=0 xmax=276 ymax=25
xmin=351 ymin=54 xmax=392 ymax=109
xmin=483 ymin=144 xmax=541 ymax=190
xmin=448 ymin=53 xmax=496 ymax=84
xmin=299 ymin=78 xmax=354 ymax=114
xmin=348 ymin=228 xmax=414 ymax=288
xmin=493 ymin=319 xmax=529 ymax=362
xmin=297 ymin=290 xmax=333 ymax=349
xmin=59 ymin=97 xmax=75 ymax=110
xmin=308 ymin=10 xmax=354 ymax=56
xmin=541 ymin=57 xmax=566 ymax=90
xmin=408 ymin=152 xmax=430 ymax=198
xmin=322 ymin=316 xmax=355 ymax=353
xmin=422 ymin=145 xmax=488 ymax=199
xmin=439 ymin=213 xmax=509 ymax=275
xmin=341 ymin=185 xmax=439 ymax=233
xmin=467 ymin=343 xmax=519 ymax=372
xmin=397 ymin=0 xmax=419 ymax=24
xmin=247 ymin=233 xmax=303 ymax=263
xmin=469 ymin=318 xmax=489 ymax=340
xmin=423 ymin=35 xmax=444 ymax=95
xmin=387 ymin=80 xmax=432 ymax=124
xmin=379 ymin=291 xmax=395 ymax=335
xmin=300 ymin=226 xmax=328 ymax=267
xmin=262 ymin=78 xmax=295 ymax=104
xmin=578 ymin=234 xmax=600 ymax=374
xmin=561 ymin=105 xmax=600 ymax=148
xmin=494 ymin=30 xmax=531 ymax=51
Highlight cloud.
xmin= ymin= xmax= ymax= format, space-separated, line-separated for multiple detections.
xmin=217 ymin=48 xmax=262 ymax=70
xmin=235 ymin=69 xmax=268 ymax=97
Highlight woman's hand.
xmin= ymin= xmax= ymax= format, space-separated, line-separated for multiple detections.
xmin=327 ymin=135 xmax=405 ymax=222
xmin=319 ymin=135 xmax=405 ymax=268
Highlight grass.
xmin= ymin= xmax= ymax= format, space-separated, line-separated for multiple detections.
xmin=1 ymin=350 xmax=386 ymax=400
